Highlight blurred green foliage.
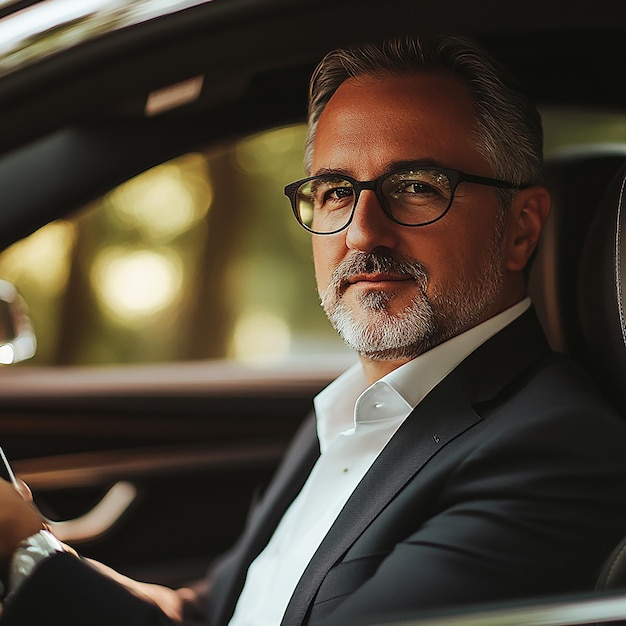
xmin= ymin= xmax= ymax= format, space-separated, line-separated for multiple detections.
xmin=0 ymin=124 xmax=346 ymax=366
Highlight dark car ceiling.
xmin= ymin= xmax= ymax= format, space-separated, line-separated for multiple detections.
xmin=0 ymin=0 xmax=624 ymax=251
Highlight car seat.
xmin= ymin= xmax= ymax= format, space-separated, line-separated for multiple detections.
xmin=530 ymin=148 xmax=626 ymax=411
xmin=529 ymin=148 xmax=626 ymax=593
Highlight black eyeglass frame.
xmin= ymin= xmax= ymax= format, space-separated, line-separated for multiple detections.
xmin=284 ymin=166 xmax=529 ymax=235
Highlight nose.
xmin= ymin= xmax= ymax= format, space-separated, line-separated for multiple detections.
xmin=344 ymin=190 xmax=400 ymax=253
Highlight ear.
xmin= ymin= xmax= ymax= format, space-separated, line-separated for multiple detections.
xmin=504 ymin=186 xmax=551 ymax=272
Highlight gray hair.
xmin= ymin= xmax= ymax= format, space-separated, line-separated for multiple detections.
xmin=305 ymin=36 xmax=543 ymax=208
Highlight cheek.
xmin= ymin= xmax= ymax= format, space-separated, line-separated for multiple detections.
xmin=312 ymin=237 xmax=340 ymax=293
xmin=406 ymin=224 xmax=490 ymax=292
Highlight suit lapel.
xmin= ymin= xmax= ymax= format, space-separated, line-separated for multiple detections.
xmin=281 ymin=309 xmax=550 ymax=625
xmin=281 ymin=371 xmax=480 ymax=625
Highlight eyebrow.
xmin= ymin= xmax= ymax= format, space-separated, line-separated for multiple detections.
xmin=311 ymin=159 xmax=449 ymax=179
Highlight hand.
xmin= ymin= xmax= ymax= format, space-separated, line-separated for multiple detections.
xmin=1 ymin=479 xmax=192 ymax=623
xmin=84 ymin=558 xmax=193 ymax=623
xmin=0 ymin=478 xmax=45 ymax=573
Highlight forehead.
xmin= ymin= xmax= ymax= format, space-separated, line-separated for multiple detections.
xmin=312 ymin=71 xmax=487 ymax=176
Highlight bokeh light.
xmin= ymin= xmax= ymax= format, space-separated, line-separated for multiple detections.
xmin=0 ymin=221 xmax=75 ymax=296
xmin=235 ymin=126 xmax=305 ymax=177
xmin=108 ymin=154 xmax=212 ymax=242
xmin=91 ymin=247 xmax=183 ymax=323
xmin=231 ymin=309 xmax=291 ymax=364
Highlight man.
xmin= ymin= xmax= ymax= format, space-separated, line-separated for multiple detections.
xmin=2 ymin=35 xmax=626 ymax=626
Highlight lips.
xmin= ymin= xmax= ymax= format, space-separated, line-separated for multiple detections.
xmin=329 ymin=252 xmax=428 ymax=298
xmin=347 ymin=273 xmax=413 ymax=286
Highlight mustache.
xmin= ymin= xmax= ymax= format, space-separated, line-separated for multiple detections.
xmin=328 ymin=251 xmax=429 ymax=292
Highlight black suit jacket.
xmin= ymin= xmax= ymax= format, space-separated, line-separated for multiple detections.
xmin=5 ymin=310 xmax=626 ymax=626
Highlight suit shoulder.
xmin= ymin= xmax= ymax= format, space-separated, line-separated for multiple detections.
xmin=467 ymin=350 xmax=626 ymax=462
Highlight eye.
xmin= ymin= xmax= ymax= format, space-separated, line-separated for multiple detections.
xmin=324 ymin=185 xmax=353 ymax=202
xmin=310 ymin=178 xmax=354 ymax=209
xmin=395 ymin=181 xmax=438 ymax=196
xmin=385 ymin=169 xmax=451 ymax=204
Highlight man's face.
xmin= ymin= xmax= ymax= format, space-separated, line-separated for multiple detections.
xmin=311 ymin=72 xmax=525 ymax=365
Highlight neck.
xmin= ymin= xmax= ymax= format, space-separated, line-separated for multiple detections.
xmin=357 ymin=289 xmax=529 ymax=386
xmin=359 ymin=355 xmax=412 ymax=386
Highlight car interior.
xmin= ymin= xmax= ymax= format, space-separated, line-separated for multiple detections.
xmin=531 ymin=151 xmax=626 ymax=588
xmin=1 ymin=0 xmax=626 ymax=623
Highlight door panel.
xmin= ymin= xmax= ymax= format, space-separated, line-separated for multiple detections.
xmin=0 ymin=361 xmax=340 ymax=584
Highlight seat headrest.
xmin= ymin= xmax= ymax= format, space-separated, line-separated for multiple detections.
xmin=578 ymin=161 xmax=626 ymax=413
xmin=529 ymin=150 xmax=626 ymax=412
xmin=530 ymin=152 xmax=626 ymax=352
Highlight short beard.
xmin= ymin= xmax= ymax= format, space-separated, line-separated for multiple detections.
xmin=319 ymin=238 xmax=504 ymax=361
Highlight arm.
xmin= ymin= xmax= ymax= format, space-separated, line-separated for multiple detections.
xmin=312 ymin=404 xmax=626 ymax=624
xmin=0 ymin=477 xmax=47 ymax=599
xmin=1 ymin=553 xmax=177 ymax=626
xmin=84 ymin=558 xmax=200 ymax=623
xmin=0 ymin=479 xmax=180 ymax=625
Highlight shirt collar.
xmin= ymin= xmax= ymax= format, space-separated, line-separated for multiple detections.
xmin=387 ymin=297 xmax=530 ymax=407
xmin=314 ymin=298 xmax=530 ymax=451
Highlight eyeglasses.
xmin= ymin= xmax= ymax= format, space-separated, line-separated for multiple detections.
xmin=284 ymin=166 xmax=528 ymax=235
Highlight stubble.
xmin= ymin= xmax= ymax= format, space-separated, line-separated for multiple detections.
xmin=319 ymin=238 xmax=505 ymax=360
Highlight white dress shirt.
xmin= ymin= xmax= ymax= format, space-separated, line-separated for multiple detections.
xmin=228 ymin=298 xmax=530 ymax=626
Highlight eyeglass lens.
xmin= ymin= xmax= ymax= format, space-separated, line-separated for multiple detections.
xmin=295 ymin=169 xmax=454 ymax=232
